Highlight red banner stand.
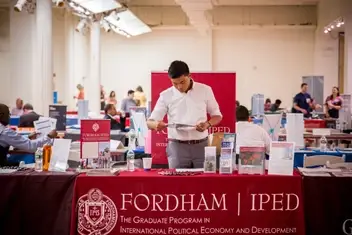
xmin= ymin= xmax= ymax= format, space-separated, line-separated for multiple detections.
xmin=151 ymin=72 xmax=236 ymax=166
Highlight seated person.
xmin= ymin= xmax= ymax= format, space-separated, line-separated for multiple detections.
xmin=270 ymin=99 xmax=282 ymax=112
xmin=236 ymin=105 xmax=271 ymax=155
xmin=104 ymin=104 xmax=125 ymax=130
xmin=0 ymin=104 xmax=57 ymax=166
xmin=18 ymin=103 xmax=40 ymax=128
xmin=11 ymin=98 xmax=24 ymax=116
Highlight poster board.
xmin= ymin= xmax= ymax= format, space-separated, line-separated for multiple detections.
xmin=80 ymin=119 xmax=110 ymax=159
xmin=151 ymin=72 xmax=236 ymax=165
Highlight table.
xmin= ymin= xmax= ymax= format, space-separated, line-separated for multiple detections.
xmin=294 ymin=150 xmax=352 ymax=167
xmin=302 ymin=174 xmax=352 ymax=235
xmin=0 ymin=170 xmax=78 ymax=235
xmin=71 ymin=171 xmax=305 ymax=235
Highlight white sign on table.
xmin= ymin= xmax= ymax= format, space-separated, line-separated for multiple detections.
xmin=268 ymin=141 xmax=295 ymax=175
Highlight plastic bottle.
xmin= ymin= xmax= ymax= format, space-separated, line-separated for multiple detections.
xmin=42 ymin=144 xmax=52 ymax=171
xmin=126 ymin=148 xmax=135 ymax=172
xmin=319 ymin=135 xmax=328 ymax=152
xmin=336 ymin=119 xmax=341 ymax=130
xmin=34 ymin=147 xmax=43 ymax=172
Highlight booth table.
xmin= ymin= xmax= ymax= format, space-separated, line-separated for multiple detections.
xmin=294 ymin=150 xmax=352 ymax=167
xmin=70 ymin=170 xmax=305 ymax=235
xmin=302 ymin=174 xmax=352 ymax=235
xmin=0 ymin=170 xmax=78 ymax=235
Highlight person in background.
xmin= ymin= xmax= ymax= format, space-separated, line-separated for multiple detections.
xmin=108 ymin=91 xmax=117 ymax=105
xmin=18 ymin=103 xmax=40 ymax=128
xmin=264 ymin=98 xmax=271 ymax=112
xmin=74 ymin=84 xmax=85 ymax=101
xmin=0 ymin=103 xmax=57 ymax=166
xmin=236 ymin=105 xmax=271 ymax=155
xmin=11 ymin=98 xmax=23 ymax=116
xmin=293 ymin=83 xmax=321 ymax=118
xmin=270 ymin=99 xmax=282 ymax=112
xmin=104 ymin=104 xmax=125 ymax=130
xmin=325 ymin=86 xmax=342 ymax=119
xmin=121 ymin=90 xmax=137 ymax=113
xmin=100 ymin=85 xmax=106 ymax=111
xmin=147 ymin=60 xmax=222 ymax=169
xmin=134 ymin=86 xmax=147 ymax=107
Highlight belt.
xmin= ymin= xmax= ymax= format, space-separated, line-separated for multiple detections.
xmin=168 ymin=137 xmax=208 ymax=145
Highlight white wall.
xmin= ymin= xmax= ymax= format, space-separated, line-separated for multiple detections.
xmin=0 ymin=7 xmax=10 ymax=106
xmin=53 ymin=26 xmax=315 ymax=109
xmin=214 ymin=27 xmax=315 ymax=108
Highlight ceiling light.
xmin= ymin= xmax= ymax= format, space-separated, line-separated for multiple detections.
xmin=76 ymin=18 xmax=88 ymax=33
xmin=72 ymin=0 xmax=121 ymax=14
xmin=105 ymin=9 xmax=151 ymax=37
xmin=52 ymin=0 xmax=64 ymax=7
xmin=331 ymin=25 xmax=334 ymax=29
xmin=14 ymin=0 xmax=27 ymax=12
xmin=324 ymin=29 xmax=328 ymax=34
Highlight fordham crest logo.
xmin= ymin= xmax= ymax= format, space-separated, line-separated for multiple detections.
xmin=77 ymin=188 xmax=118 ymax=235
xmin=92 ymin=123 xmax=100 ymax=132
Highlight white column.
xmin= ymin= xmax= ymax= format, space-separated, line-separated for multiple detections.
xmin=87 ymin=21 xmax=101 ymax=115
xmin=344 ymin=0 xmax=352 ymax=94
xmin=32 ymin=0 xmax=53 ymax=116
xmin=64 ymin=11 xmax=75 ymax=110
xmin=9 ymin=3 xmax=36 ymax=107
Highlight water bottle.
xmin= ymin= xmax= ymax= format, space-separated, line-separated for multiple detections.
xmin=126 ymin=149 xmax=135 ymax=172
xmin=34 ymin=148 xmax=43 ymax=172
xmin=319 ymin=135 xmax=328 ymax=152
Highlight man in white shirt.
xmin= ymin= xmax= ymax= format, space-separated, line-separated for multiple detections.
xmin=236 ymin=106 xmax=271 ymax=155
xmin=147 ymin=60 xmax=222 ymax=169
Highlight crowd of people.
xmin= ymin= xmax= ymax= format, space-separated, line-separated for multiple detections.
xmin=73 ymin=84 xmax=147 ymax=112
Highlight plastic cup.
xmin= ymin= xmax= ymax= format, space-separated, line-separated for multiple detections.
xmin=142 ymin=157 xmax=152 ymax=171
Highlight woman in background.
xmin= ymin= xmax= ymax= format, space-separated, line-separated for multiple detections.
xmin=325 ymin=86 xmax=342 ymax=119
xmin=74 ymin=84 xmax=84 ymax=100
xmin=264 ymin=98 xmax=271 ymax=112
xmin=108 ymin=91 xmax=117 ymax=105
xmin=134 ymin=86 xmax=147 ymax=107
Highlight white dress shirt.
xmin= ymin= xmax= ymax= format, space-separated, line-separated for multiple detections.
xmin=236 ymin=121 xmax=271 ymax=155
xmin=150 ymin=82 xmax=222 ymax=141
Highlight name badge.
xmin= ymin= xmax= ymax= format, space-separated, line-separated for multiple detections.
xmin=306 ymin=98 xmax=310 ymax=103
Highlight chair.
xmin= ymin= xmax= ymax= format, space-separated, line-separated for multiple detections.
xmin=303 ymin=154 xmax=345 ymax=167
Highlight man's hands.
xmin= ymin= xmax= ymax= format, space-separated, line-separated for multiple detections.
xmin=47 ymin=130 xmax=58 ymax=139
xmin=155 ymin=121 xmax=167 ymax=131
xmin=196 ymin=121 xmax=210 ymax=132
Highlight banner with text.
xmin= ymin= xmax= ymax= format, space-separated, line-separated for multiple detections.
xmin=150 ymin=72 xmax=236 ymax=165
xmin=80 ymin=119 xmax=110 ymax=159
xmin=72 ymin=172 xmax=304 ymax=235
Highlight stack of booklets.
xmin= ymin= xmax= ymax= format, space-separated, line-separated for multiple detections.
xmin=239 ymin=146 xmax=265 ymax=175
xmin=219 ymin=133 xmax=236 ymax=174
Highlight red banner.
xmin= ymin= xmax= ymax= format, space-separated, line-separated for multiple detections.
xmin=80 ymin=119 xmax=111 ymax=159
xmin=71 ymin=171 xmax=305 ymax=235
xmin=151 ymin=72 xmax=236 ymax=165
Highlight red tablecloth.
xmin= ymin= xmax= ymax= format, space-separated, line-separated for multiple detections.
xmin=71 ymin=170 xmax=305 ymax=235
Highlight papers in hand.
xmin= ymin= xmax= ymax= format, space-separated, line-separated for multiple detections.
xmin=167 ymin=123 xmax=195 ymax=130
xmin=34 ymin=117 xmax=56 ymax=137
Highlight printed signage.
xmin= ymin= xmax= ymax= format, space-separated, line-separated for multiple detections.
xmin=49 ymin=105 xmax=67 ymax=131
xmin=151 ymin=72 xmax=236 ymax=165
xmin=80 ymin=119 xmax=110 ymax=159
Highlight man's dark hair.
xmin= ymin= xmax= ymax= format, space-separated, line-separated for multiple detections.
xmin=301 ymin=83 xmax=307 ymax=88
xmin=104 ymin=104 xmax=114 ymax=114
xmin=168 ymin=60 xmax=190 ymax=79
xmin=23 ymin=103 xmax=33 ymax=111
xmin=127 ymin=90 xmax=135 ymax=96
xmin=0 ymin=103 xmax=10 ymax=126
xmin=236 ymin=105 xmax=250 ymax=122
xmin=275 ymin=99 xmax=282 ymax=105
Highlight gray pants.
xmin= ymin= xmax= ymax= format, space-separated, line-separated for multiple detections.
xmin=166 ymin=140 xmax=208 ymax=169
